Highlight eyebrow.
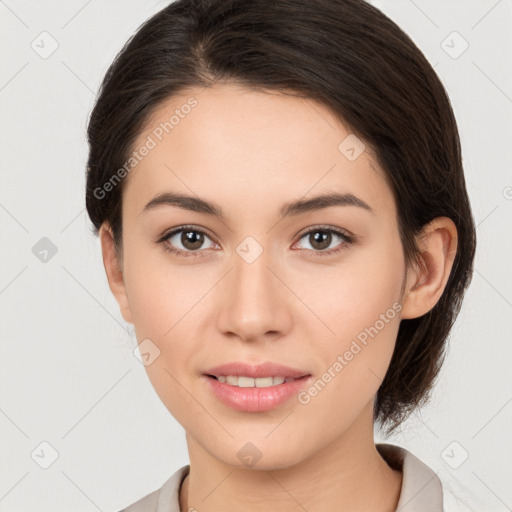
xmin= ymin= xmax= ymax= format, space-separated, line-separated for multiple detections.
xmin=141 ymin=191 xmax=375 ymax=219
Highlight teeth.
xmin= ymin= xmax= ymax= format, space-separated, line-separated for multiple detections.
xmin=215 ymin=376 xmax=292 ymax=387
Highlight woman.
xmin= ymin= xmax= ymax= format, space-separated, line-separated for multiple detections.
xmin=85 ymin=0 xmax=476 ymax=510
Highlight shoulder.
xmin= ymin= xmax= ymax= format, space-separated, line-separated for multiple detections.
xmin=376 ymin=443 xmax=445 ymax=512
xmin=118 ymin=465 xmax=190 ymax=512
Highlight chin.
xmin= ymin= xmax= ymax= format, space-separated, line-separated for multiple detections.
xmin=205 ymin=435 xmax=313 ymax=472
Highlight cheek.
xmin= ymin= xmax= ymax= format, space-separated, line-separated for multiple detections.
xmin=306 ymin=234 xmax=404 ymax=337
xmin=295 ymin=279 xmax=402 ymax=439
xmin=121 ymin=242 xmax=214 ymax=398
xmin=122 ymin=237 xmax=208 ymax=338
xmin=121 ymin=247 xmax=206 ymax=419
xmin=303 ymin=237 xmax=404 ymax=395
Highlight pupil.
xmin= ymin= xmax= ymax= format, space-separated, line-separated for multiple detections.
xmin=312 ymin=231 xmax=330 ymax=250
xmin=183 ymin=231 xmax=203 ymax=250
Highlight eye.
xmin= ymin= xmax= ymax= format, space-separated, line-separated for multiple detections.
xmin=158 ymin=224 xmax=355 ymax=259
xmin=158 ymin=225 xmax=217 ymax=258
xmin=293 ymin=226 xmax=354 ymax=256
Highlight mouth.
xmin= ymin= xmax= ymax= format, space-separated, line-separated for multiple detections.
xmin=204 ymin=374 xmax=311 ymax=388
xmin=203 ymin=361 xmax=311 ymax=388
xmin=202 ymin=370 xmax=313 ymax=412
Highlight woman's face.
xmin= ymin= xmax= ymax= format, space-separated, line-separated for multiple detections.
xmin=109 ymin=83 xmax=411 ymax=469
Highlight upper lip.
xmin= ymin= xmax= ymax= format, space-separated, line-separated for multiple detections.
xmin=204 ymin=362 xmax=311 ymax=379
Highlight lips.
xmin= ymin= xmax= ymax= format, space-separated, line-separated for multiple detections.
xmin=203 ymin=372 xmax=313 ymax=412
xmin=204 ymin=361 xmax=311 ymax=380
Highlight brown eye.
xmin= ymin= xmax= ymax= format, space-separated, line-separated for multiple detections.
xmin=180 ymin=230 xmax=205 ymax=251
xmin=160 ymin=226 xmax=216 ymax=257
xmin=308 ymin=230 xmax=333 ymax=251
xmin=295 ymin=226 xmax=354 ymax=256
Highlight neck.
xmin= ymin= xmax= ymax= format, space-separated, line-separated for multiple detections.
xmin=179 ymin=402 xmax=402 ymax=512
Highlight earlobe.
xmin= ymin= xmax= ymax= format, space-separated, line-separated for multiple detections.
xmin=98 ymin=223 xmax=134 ymax=324
xmin=400 ymin=217 xmax=458 ymax=320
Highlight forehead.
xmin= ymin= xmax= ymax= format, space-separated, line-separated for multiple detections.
xmin=124 ymin=83 xmax=396 ymax=223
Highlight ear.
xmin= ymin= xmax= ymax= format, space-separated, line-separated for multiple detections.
xmin=400 ymin=217 xmax=458 ymax=320
xmin=99 ymin=223 xmax=133 ymax=324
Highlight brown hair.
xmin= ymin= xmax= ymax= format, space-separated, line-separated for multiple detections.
xmin=85 ymin=0 xmax=476 ymax=435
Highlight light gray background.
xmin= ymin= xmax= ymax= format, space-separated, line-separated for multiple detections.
xmin=1 ymin=1 xmax=511 ymax=511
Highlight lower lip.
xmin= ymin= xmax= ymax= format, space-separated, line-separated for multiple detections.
xmin=203 ymin=375 xmax=312 ymax=412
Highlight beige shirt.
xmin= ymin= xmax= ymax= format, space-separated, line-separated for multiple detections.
xmin=119 ymin=443 xmax=444 ymax=512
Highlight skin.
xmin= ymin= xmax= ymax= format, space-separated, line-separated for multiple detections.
xmin=99 ymin=82 xmax=457 ymax=512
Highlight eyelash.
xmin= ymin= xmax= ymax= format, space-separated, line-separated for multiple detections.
xmin=158 ymin=224 xmax=356 ymax=259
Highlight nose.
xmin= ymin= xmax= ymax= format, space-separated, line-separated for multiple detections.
xmin=216 ymin=248 xmax=293 ymax=343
